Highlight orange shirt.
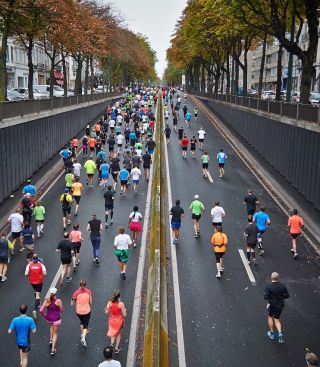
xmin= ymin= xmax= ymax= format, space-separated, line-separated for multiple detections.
xmin=95 ymin=124 xmax=101 ymax=132
xmin=70 ymin=230 xmax=82 ymax=243
xmin=288 ymin=215 xmax=304 ymax=234
xmin=88 ymin=137 xmax=96 ymax=148
xmin=211 ymin=232 xmax=228 ymax=253
xmin=73 ymin=288 xmax=91 ymax=315
xmin=72 ymin=182 xmax=83 ymax=196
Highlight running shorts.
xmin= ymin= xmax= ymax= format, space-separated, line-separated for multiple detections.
xmin=202 ymin=163 xmax=209 ymax=169
xmin=218 ymin=163 xmax=225 ymax=168
xmin=214 ymin=252 xmax=225 ymax=262
xmin=18 ymin=345 xmax=30 ymax=352
xmin=120 ymin=180 xmax=128 ymax=186
xmin=31 ymin=283 xmax=43 ymax=292
xmin=77 ymin=312 xmax=91 ymax=329
xmin=12 ymin=232 xmax=21 ymax=239
xmin=290 ymin=233 xmax=300 ymax=239
xmin=192 ymin=213 xmax=201 ymax=220
xmin=171 ymin=221 xmax=181 ymax=230
xmin=73 ymin=196 xmax=81 ymax=204
xmin=267 ymin=305 xmax=283 ymax=319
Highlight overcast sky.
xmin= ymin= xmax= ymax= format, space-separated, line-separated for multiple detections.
xmin=111 ymin=0 xmax=187 ymax=78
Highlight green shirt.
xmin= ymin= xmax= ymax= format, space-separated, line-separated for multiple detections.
xmin=189 ymin=200 xmax=205 ymax=215
xmin=33 ymin=206 xmax=45 ymax=221
xmin=135 ymin=142 xmax=143 ymax=150
xmin=202 ymin=155 xmax=209 ymax=164
xmin=84 ymin=160 xmax=96 ymax=174
xmin=65 ymin=173 xmax=75 ymax=188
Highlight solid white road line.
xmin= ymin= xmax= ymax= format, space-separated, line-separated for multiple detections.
xmin=207 ymin=171 xmax=214 ymax=183
xmin=238 ymin=249 xmax=257 ymax=286
xmin=164 ymin=111 xmax=187 ymax=367
xmin=45 ymin=265 xmax=62 ymax=299
xmin=126 ymin=110 xmax=156 ymax=367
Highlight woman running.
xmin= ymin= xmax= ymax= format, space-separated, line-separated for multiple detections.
xmin=56 ymin=232 xmax=74 ymax=286
xmin=128 ymin=206 xmax=142 ymax=248
xmin=70 ymin=224 xmax=83 ymax=271
xmin=201 ymin=152 xmax=210 ymax=178
xmin=71 ymin=279 xmax=92 ymax=349
xmin=39 ymin=287 xmax=63 ymax=356
xmin=190 ymin=136 xmax=197 ymax=158
xmin=105 ymin=290 xmax=127 ymax=355
xmin=211 ymin=226 xmax=228 ymax=278
xmin=114 ymin=227 xmax=132 ymax=280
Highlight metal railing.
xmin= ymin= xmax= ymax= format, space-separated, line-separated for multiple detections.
xmin=0 ymin=91 xmax=121 ymax=121
xmin=191 ymin=91 xmax=320 ymax=124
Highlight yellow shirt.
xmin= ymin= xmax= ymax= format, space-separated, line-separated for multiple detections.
xmin=72 ymin=182 xmax=83 ymax=197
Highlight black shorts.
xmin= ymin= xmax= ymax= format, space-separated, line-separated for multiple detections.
xmin=199 ymin=139 xmax=204 ymax=143
xmin=290 ymin=233 xmax=300 ymax=239
xmin=35 ymin=220 xmax=44 ymax=223
xmin=212 ymin=222 xmax=222 ymax=227
xmin=143 ymin=165 xmax=150 ymax=170
xmin=73 ymin=196 xmax=81 ymax=204
xmin=89 ymin=147 xmax=95 ymax=152
xmin=192 ymin=213 xmax=201 ymax=220
xmin=0 ymin=256 xmax=8 ymax=264
xmin=118 ymin=144 xmax=122 ymax=147
xmin=31 ymin=283 xmax=43 ymax=293
xmin=77 ymin=312 xmax=91 ymax=329
xmin=202 ymin=163 xmax=209 ymax=169
xmin=105 ymin=205 xmax=114 ymax=211
xmin=120 ymin=180 xmax=128 ymax=186
xmin=214 ymin=252 xmax=225 ymax=262
xmin=247 ymin=208 xmax=255 ymax=216
xmin=130 ymin=141 xmax=135 ymax=147
xmin=18 ymin=345 xmax=30 ymax=353
xmin=190 ymin=145 xmax=196 ymax=151
xmin=247 ymin=242 xmax=256 ymax=248
xmin=61 ymin=256 xmax=72 ymax=265
xmin=87 ymin=174 xmax=93 ymax=178
xmin=182 ymin=146 xmax=187 ymax=151
xmin=73 ymin=242 xmax=81 ymax=253
xmin=268 ymin=305 xmax=283 ymax=319
xmin=109 ymin=146 xmax=114 ymax=152
xmin=218 ymin=163 xmax=225 ymax=168
xmin=12 ymin=232 xmax=21 ymax=239
xmin=62 ymin=208 xmax=71 ymax=217
xmin=112 ymin=173 xmax=118 ymax=181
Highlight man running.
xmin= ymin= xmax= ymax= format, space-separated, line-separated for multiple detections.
xmin=181 ymin=135 xmax=189 ymax=159
xmin=87 ymin=213 xmax=103 ymax=264
xmin=244 ymin=189 xmax=259 ymax=215
xmin=142 ymin=150 xmax=152 ymax=182
xmin=201 ymin=152 xmax=210 ymax=178
xmin=178 ymin=126 xmax=184 ymax=143
xmin=211 ymin=226 xmax=228 ymax=278
xmin=197 ymin=127 xmax=206 ymax=150
xmin=84 ymin=157 xmax=96 ymax=187
xmin=210 ymin=201 xmax=225 ymax=229
xmin=189 ymin=195 xmax=205 ymax=238
xmin=244 ymin=215 xmax=259 ymax=265
xmin=146 ymin=137 xmax=156 ymax=155
xmin=217 ymin=148 xmax=227 ymax=178
xmin=130 ymin=166 xmax=142 ymax=193
xmin=185 ymin=110 xmax=192 ymax=127
xmin=60 ymin=188 xmax=72 ymax=230
xmin=288 ymin=209 xmax=304 ymax=259
xmin=264 ymin=272 xmax=289 ymax=343
xmin=119 ymin=166 xmax=129 ymax=196
xmin=71 ymin=177 xmax=83 ymax=216
xmin=104 ymin=186 xmax=114 ymax=228
xmin=253 ymin=207 xmax=271 ymax=256
xmin=170 ymin=200 xmax=184 ymax=244
xmin=164 ymin=125 xmax=171 ymax=144
xmin=190 ymin=136 xmax=197 ymax=158
xmin=194 ymin=107 xmax=198 ymax=121
xmin=8 ymin=208 xmax=24 ymax=253
xmin=25 ymin=254 xmax=47 ymax=318
xmin=22 ymin=180 xmax=37 ymax=197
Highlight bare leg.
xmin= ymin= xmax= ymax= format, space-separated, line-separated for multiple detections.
xmin=115 ymin=332 xmax=122 ymax=350
xmin=274 ymin=319 xmax=282 ymax=333
xmin=267 ymin=316 xmax=274 ymax=331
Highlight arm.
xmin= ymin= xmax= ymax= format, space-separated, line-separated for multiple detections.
xmin=105 ymin=300 xmax=111 ymax=314
xmin=283 ymin=286 xmax=290 ymax=299
xmin=120 ymin=302 xmax=127 ymax=317
xmin=87 ymin=223 xmax=91 ymax=232
xmin=264 ymin=285 xmax=270 ymax=301
xmin=99 ymin=223 xmax=103 ymax=232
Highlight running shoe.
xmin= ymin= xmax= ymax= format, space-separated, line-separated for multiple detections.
xmin=50 ymin=349 xmax=56 ymax=356
xmin=293 ymin=253 xmax=298 ymax=260
xmin=278 ymin=333 xmax=284 ymax=343
xmin=105 ymin=223 xmax=109 ymax=228
xmin=32 ymin=310 xmax=38 ymax=320
xmin=75 ymin=211 xmax=78 ymax=216
xmin=252 ymin=258 xmax=258 ymax=266
xmin=220 ymin=268 xmax=224 ymax=273
xmin=95 ymin=257 xmax=100 ymax=265
xmin=216 ymin=273 xmax=221 ymax=278
xmin=267 ymin=331 xmax=275 ymax=340
xmin=110 ymin=220 xmax=113 ymax=225
xmin=134 ymin=243 xmax=137 ymax=248
xmin=19 ymin=247 xmax=25 ymax=252
xmin=1 ymin=276 xmax=7 ymax=282
xmin=259 ymin=249 xmax=265 ymax=256
xmin=114 ymin=348 xmax=121 ymax=354
xmin=66 ymin=277 xmax=72 ymax=282
xmin=80 ymin=337 xmax=87 ymax=349
xmin=37 ymin=233 xmax=41 ymax=238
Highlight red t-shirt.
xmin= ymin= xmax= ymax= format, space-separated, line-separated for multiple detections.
xmin=26 ymin=262 xmax=46 ymax=284
xmin=181 ymin=138 xmax=189 ymax=147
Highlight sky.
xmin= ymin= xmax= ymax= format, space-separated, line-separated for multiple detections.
xmin=111 ymin=0 xmax=187 ymax=78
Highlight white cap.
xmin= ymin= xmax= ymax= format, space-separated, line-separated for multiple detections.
xmin=49 ymin=287 xmax=57 ymax=295
xmin=194 ymin=195 xmax=199 ymax=199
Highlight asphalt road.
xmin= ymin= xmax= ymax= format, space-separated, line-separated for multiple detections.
xmin=0 ymin=124 xmax=152 ymax=366
xmin=166 ymin=95 xmax=320 ymax=367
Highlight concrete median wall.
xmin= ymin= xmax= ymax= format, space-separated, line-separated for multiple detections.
xmin=0 ymin=98 xmax=117 ymax=204
xmin=202 ymin=98 xmax=320 ymax=212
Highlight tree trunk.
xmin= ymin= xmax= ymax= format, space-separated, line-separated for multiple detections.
xmin=242 ymin=53 xmax=248 ymax=96
xmin=234 ymin=60 xmax=239 ymax=95
xmin=226 ymin=57 xmax=230 ymax=94
xmin=189 ymin=65 xmax=194 ymax=91
xmin=194 ymin=63 xmax=200 ymax=91
xmin=214 ymin=68 xmax=221 ymax=93
xmin=74 ymin=54 xmax=83 ymax=95
xmin=49 ymin=49 xmax=56 ymax=98
xmin=300 ymin=55 xmax=315 ymax=104
xmin=185 ymin=68 xmax=190 ymax=92
xmin=27 ymin=36 xmax=34 ymax=100
xmin=231 ymin=57 xmax=235 ymax=94
xmin=275 ymin=45 xmax=283 ymax=101
xmin=258 ymin=33 xmax=267 ymax=97
xmin=90 ymin=55 xmax=94 ymax=94
xmin=61 ymin=52 xmax=68 ymax=96
xmin=220 ymin=69 xmax=225 ymax=94
xmin=84 ymin=56 xmax=89 ymax=96
xmin=0 ymin=24 xmax=10 ymax=101
xmin=201 ymin=64 xmax=205 ymax=93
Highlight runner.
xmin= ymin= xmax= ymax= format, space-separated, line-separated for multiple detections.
xmin=145 ymin=137 xmax=156 ymax=155
xmin=60 ymin=188 xmax=72 ymax=230
xmin=194 ymin=107 xmax=198 ymax=121
xmin=20 ymin=222 xmax=35 ymax=262
xmin=84 ymin=157 xmax=96 ymax=187
xmin=185 ymin=110 xmax=192 ymax=127
xmin=99 ymin=160 xmax=109 ymax=188
xmin=169 ymin=200 xmax=185 ymax=244
xmin=164 ymin=124 xmax=171 ymax=144
xmin=211 ymin=226 xmax=228 ymax=278
xmin=178 ymin=126 xmax=184 ymax=143
xmin=244 ymin=215 xmax=259 ymax=265
xmin=172 ymin=113 xmax=178 ymax=132
xmin=190 ymin=136 xmax=197 ymax=158
xmin=104 ymin=186 xmax=114 ymax=228
xmin=73 ymin=159 xmax=82 ymax=179
xmin=217 ymin=148 xmax=227 ymax=178
xmin=65 ymin=169 xmax=75 ymax=191
xmin=0 ymin=233 xmax=13 ymax=281
xmin=8 ymin=304 xmax=36 ymax=367
xmin=182 ymin=104 xmax=188 ymax=118
xmin=210 ymin=202 xmax=225 ymax=230
xmin=22 ymin=179 xmax=37 ymax=197
xmin=21 ymin=193 xmax=33 ymax=224
xmin=59 ymin=146 xmax=72 ymax=167
xmin=116 ymin=133 xmax=125 ymax=154
xmin=71 ymin=177 xmax=83 ymax=215
xmin=71 ymin=279 xmax=92 ymax=349
xmin=197 ymin=127 xmax=206 ymax=150
xmin=244 ymin=189 xmax=259 ymax=215
xmin=87 ymin=213 xmax=103 ymax=264
xmin=288 ymin=209 xmax=304 ymax=260
xmin=32 ymin=201 xmax=45 ymax=238
xmin=98 ymin=346 xmax=121 ymax=367
xmin=189 ymin=195 xmax=205 ymax=238
xmin=39 ymin=288 xmax=63 ymax=356
xmin=70 ymin=224 xmax=83 ymax=270
xmin=119 ymin=166 xmax=129 ymax=196
xmin=25 ymin=254 xmax=47 ymax=318
xmin=88 ymin=136 xmax=96 ymax=158
xmin=201 ymin=151 xmax=210 ymax=178
xmin=56 ymin=233 xmax=73 ymax=286
xmin=181 ymin=135 xmax=189 ymax=159
xmin=82 ymin=136 xmax=88 ymax=159
xmin=128 ymin=206 xmax=143 ymax=247
xmin=113 ymin=227 xmax=132 ymax=280
xmin=105 ymin=291 xmax=127 ymax=355
xmin=109 ymin=153 xmax=121 ymax=192
xmin=130 ymin=166 xmax=142 ymax=193
xmin=253 ymin=207 xmax=271 ymax=256
xmin=107 ymin=134 xmax=116 ymax=157
xmin=264 ymin=272 xmax=289 ymax=343
xmin=142 ymin=150 xmax=152 ymax=182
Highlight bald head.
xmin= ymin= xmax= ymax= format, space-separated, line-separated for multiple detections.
xmin=271 ymin=272 xmax=279 ymax=282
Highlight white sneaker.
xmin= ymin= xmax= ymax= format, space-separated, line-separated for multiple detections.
xmin=1 ymin=276 xmax=7 ymax=282
xmin=216 ymin=273 xmax=221 ymax=278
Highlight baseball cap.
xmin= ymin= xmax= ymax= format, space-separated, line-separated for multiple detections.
xmin=64 ymin=188 xmax=69 ymax=193
xmin=49 ymin=287 xmax=57 ymax=295
xmin=194 ymin=195 xmax=199 ymax=199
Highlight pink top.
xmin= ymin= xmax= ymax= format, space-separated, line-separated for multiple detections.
xmin=73 ymin=288 xmax=91 ymax=315
xmin=70 ymin=230 xmax=82 ymax=243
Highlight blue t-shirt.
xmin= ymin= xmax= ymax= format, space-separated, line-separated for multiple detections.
xmin=253 ymin=211 xmax=270 ymax=231
xmin=129 ymin=132 xmax=136 ymax=141
xmin=97 ymin=151 xmax=107 ymax=160
xmin=9 ymin=316 xmax=36 ymax=346
xmin=185 ymin=112 xmax=192 ymax=121
xmin=61 ymin=149 xmax=70 ymax=159
xmin=119 ymin=169 xmax=129 ymax=181
xmin=217 ymin=152 xmax=227 ymax=163
xmin=115 ymin=126 xmax=122 ymax=134
xmin=100 ymin=163 xmax=109 ymax=176
xmin=21 ymin=228 xmax=33 ymax=244
xmin=22 ymin=185 xmax=36 ymax=196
